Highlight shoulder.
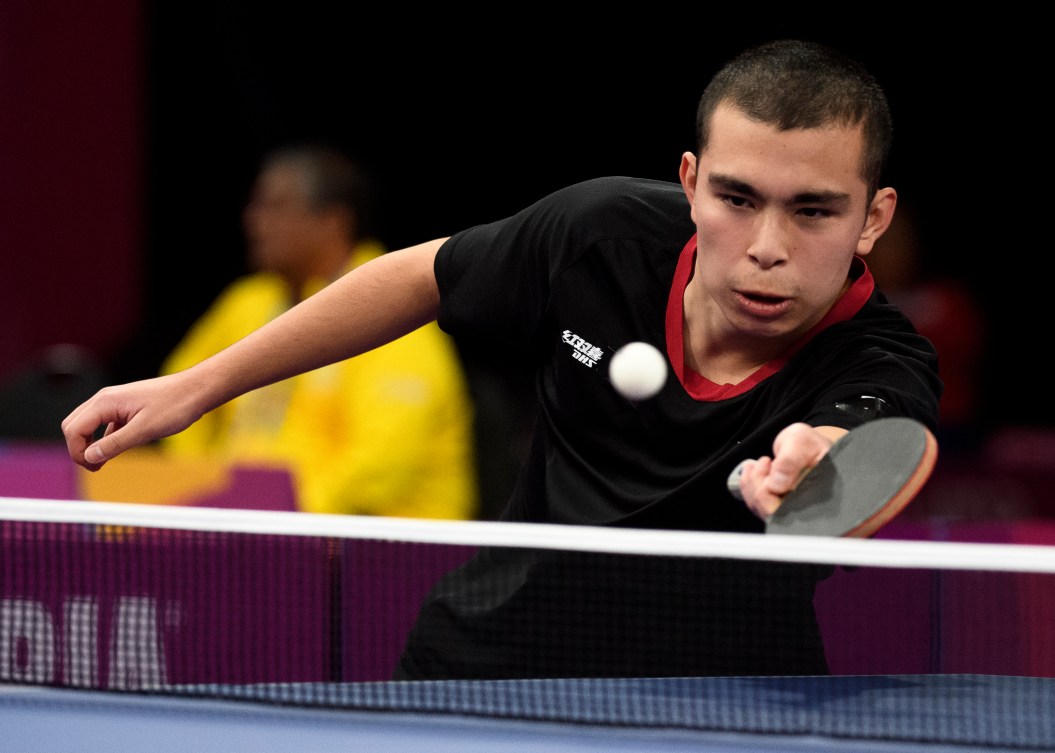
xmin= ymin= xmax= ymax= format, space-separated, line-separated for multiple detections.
xmin=435 ymin=177 xmax=693 ymax=320
xmin=198 ymin=273 xmax=288 ymax=321
xmin=538 ymin=176 xmax=688 ymax=223
xmin=495 ymin=176 xmax=693 ymax=254
xmin=442 ymin=177 xmax=688 ymax=257
xmin=349 ymin=239 xmax=386 ymax=268
xmin=810 ymin=292 xmax=939 ymax=364
xmin=217 ymin=272 xmax=286 ymax=298
xmin=790 ymin=293 xmax=942 ymax=426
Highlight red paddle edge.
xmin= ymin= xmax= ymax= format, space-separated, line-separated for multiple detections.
xmin=842 ymin=424 xmax=939 ymax=538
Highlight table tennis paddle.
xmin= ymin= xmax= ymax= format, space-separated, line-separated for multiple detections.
xmin=727 ymin=417 xmax=938 ymax=538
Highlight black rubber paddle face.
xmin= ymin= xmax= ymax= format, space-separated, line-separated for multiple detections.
xmin=765 ymin=417 xmax=938 ymax=538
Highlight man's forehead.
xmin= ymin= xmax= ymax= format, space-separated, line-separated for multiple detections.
xmin=701 ymin=103 xmax=868 ymax=194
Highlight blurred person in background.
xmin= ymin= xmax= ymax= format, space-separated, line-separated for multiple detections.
xmin=159 ymin=144 xmax=479 ymax=519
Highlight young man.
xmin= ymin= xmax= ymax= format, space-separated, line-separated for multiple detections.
xmin=62 ymin=40 xmax=941 ymax=678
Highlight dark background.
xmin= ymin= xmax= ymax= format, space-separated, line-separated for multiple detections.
xmin=2 ymin=7 xmax=1045 ymax=439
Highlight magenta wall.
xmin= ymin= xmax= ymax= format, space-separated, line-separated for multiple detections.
xmin=0 ymin=1 xmax=144 ymax=378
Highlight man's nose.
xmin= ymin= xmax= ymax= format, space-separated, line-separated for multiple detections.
xmin=747 ymin=212 xmax=792 ymax=269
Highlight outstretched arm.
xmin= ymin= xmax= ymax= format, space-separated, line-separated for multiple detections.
xmin=62 ymin=239 xmax=447 ymax=470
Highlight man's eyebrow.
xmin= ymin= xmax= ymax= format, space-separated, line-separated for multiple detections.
xmin=792 ymin=189 xmax=851 ymax=205
xmin=708 ymin=173 xmax=851 ymax=205
xmin=709 ymin=173 xmax=756 ymax=197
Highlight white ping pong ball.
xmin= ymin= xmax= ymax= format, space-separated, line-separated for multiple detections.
xmin=609 ymin=341 xmax=668 ymax=401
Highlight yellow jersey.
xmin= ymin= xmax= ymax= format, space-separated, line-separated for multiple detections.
xmin=160 ymin=241 xmax=479 ymax=519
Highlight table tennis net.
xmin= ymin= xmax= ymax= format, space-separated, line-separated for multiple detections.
xmin=2 ymin=497 xmax=1055 ymax=749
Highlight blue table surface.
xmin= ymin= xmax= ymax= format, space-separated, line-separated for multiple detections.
xmin=1 ymin=674 xmax=1050 ymax=753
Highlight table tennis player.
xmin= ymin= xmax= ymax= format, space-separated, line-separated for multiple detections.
xmin=62 ymin=39 xmax=942 ymax=679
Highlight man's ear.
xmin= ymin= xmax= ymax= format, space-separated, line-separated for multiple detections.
xmin=679 ymin=152 xmax=700 ymax=225
xmin=856 ymin=188 xmax=897 ymax=257
xmin=679 ymin=152 xmax=698 ymax=203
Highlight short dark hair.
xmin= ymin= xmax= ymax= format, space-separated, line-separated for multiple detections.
xmin=696 ymin=39 xmax=893 ymax=199
xmin=263 ymin=144 xmax=377 ymax=241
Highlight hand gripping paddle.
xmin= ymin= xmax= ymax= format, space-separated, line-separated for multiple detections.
xmin=727 ymin=417 xmax=939 ymax=538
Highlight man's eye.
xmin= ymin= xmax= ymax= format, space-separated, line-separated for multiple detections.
xmin=798 ymin=207 xmax=831 ymax=218
xmin=723 ymin=195 xmax=750 ymax=208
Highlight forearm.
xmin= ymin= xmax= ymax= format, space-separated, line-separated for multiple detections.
xmin=190 ymin=240 xmax=446 ymax=412
xmin=62 ymin=239 xmax=448 ymax=471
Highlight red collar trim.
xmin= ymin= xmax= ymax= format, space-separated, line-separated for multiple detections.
xmin=664 ymin=236 xmax=873 ymax=400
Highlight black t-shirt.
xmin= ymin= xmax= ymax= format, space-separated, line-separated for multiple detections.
xmin=435 ymin=176 xmax=940 ymax=531
xmin=395 ymin=176 xmax=941 ymax=679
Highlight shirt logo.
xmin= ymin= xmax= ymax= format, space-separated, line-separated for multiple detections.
xmin=562 ymin=330 xmax=604 ymax=369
